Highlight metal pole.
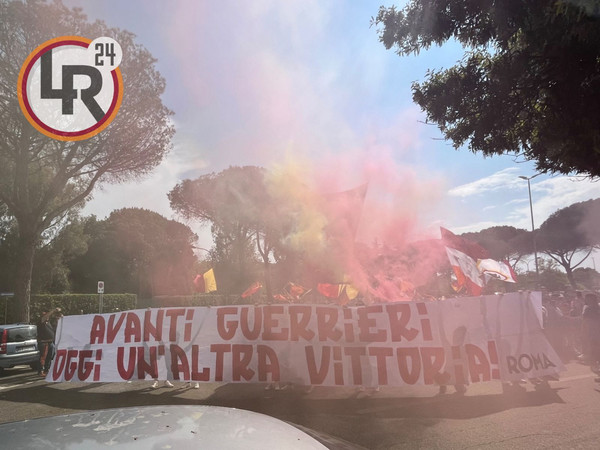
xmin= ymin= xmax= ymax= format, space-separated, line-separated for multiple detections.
xmin=526 ymin=178 xmax=540 ymax=278
xmin=519 ymin=174 xmax=541 ymax=281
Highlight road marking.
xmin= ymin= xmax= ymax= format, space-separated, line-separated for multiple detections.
xmin=0 ymin=380 xmax=36 ymax=391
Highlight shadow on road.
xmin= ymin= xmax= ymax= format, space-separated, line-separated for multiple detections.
xmin=0 ymin=367 xmax=38 ymax=380
xmin=203 ymin=383 xmax=565 ymax=419
xmin=0 ymin=379 xmax=564 ymax=421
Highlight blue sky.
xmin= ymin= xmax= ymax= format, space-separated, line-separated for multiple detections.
xmin=65 ymin=0 xmax=600 ymax=251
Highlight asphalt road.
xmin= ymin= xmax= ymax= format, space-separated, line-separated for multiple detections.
xmin=1 ymin=362 xmax=600 ymax=449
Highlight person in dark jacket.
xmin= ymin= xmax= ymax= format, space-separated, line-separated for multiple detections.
xmin=37 ymin=307 xmax=61 ymax=376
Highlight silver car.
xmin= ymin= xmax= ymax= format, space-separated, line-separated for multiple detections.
xmin=0 ymin=405 xmax=365 ymax=449
xmin=0 ymin=323 xmax=40 ymax=374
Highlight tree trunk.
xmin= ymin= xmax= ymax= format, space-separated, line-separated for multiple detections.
xmin=14 ymin=232 xmax=37 ymax=324
xmin=255 ymin=232 xmax=272 ymax=300
xmin=263 ymin=257 xmax=272 ymax=301
xmin=565 ymin=266 xmax=577 ymax=289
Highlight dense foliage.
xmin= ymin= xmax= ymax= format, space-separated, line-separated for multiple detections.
xmin=537 ymin=198 xmax=600 ymax=287
xmin=0 ymin=1 xmax=174 ymax=321
xmin=375 ymin=1 xmax=600 ymax=176
xmin=169 ymin=166 xmax=300 ymax=296
xmin=68 ymin=209 xmax=198 ymax=299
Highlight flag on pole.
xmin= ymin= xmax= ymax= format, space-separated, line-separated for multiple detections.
xmin=344 ymin=284 xmax=360 ymax=301
xmin=194 ymin=268 xmax=217 ymax=293
xmin=241 ymin=281 xmax=262 ymax=298
xmin=445 ymin=247 xmax=485 ymax=295
xmin=317 ymin=282 xmax=360 ymax=304
xmin=317 ymin=283 xmax=343 ymax=299
xmin=284 ymin=282 xmax=310 ymax=300
xmin=442 ymin=227 xmax=518 ymax=294
xmin=272 ymin=294 xmax=289 ymax=303
xmin=440 ymin=227 xmax=489 ymax=259
xmin=441 ymin=227 xmax=489 ymax=296
xmin=477 ymin=259 xmax=518 ymax=283
xmin=337 ymin=284 xmax=360 ymax=306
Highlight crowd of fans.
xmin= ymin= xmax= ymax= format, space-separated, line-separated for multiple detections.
xmin=541 ymin=290 xmax=600 ymax=372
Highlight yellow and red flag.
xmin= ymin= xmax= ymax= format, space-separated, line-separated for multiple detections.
xmin=193 ymin=268 xmax=217 ymax=293
xmin=318 ymin=283 xmax=360 ymax=305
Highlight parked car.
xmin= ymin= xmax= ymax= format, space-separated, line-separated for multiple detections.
xmin=0 ymin=323 xmax=40 ymax=374
xmin=0 ymin=405 xmax=365 ymax=449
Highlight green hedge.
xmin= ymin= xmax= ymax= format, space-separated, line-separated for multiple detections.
xmin=1 ymin=294 xmax=137 ymax=324
xmin=0 ymin=293 xmax=278 ymax=325
xmin=148 ymin=294 xmax=257 ymax=308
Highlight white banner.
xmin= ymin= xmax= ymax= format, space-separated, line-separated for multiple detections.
xmin=49 ymin=291 xmax=564 ymax=386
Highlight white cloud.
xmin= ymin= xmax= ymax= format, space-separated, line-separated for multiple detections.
xmin=444 ymin=171 xmax=600 ymax=233
xmin=504 ymin=198 xmax=528 ymax=206
xmin=529 ymin=177 xmax=600 ymax=226
xmin=82 ymin=122 xmax=211 ymax=222
xmin=448 ymin=168 xmax=522 ymax=197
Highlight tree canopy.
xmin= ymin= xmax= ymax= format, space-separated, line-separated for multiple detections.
xmin=374 ymin=0 xmax=600 ymax=177
xmin=169 ymin=166 xmax=274 ymax=293
xmin=462 ymin=226 xmax=530 ymax=267
xmin=68 ymin=209 xmax=198 ymax=297
xmin=169 ymin=166 xmax=375 ymax=296
xmin=0 ymin=1 xmax=174 ymax=321
xmin=537 ymin=197 xmax=600 ymax=287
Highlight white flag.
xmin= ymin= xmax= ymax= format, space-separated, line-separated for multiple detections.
xmin=477 ymin=259 xmax=517 ymax=283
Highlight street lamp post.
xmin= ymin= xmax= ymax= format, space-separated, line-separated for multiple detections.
xmin=519 ymin=174 xmax=541 ymax=278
